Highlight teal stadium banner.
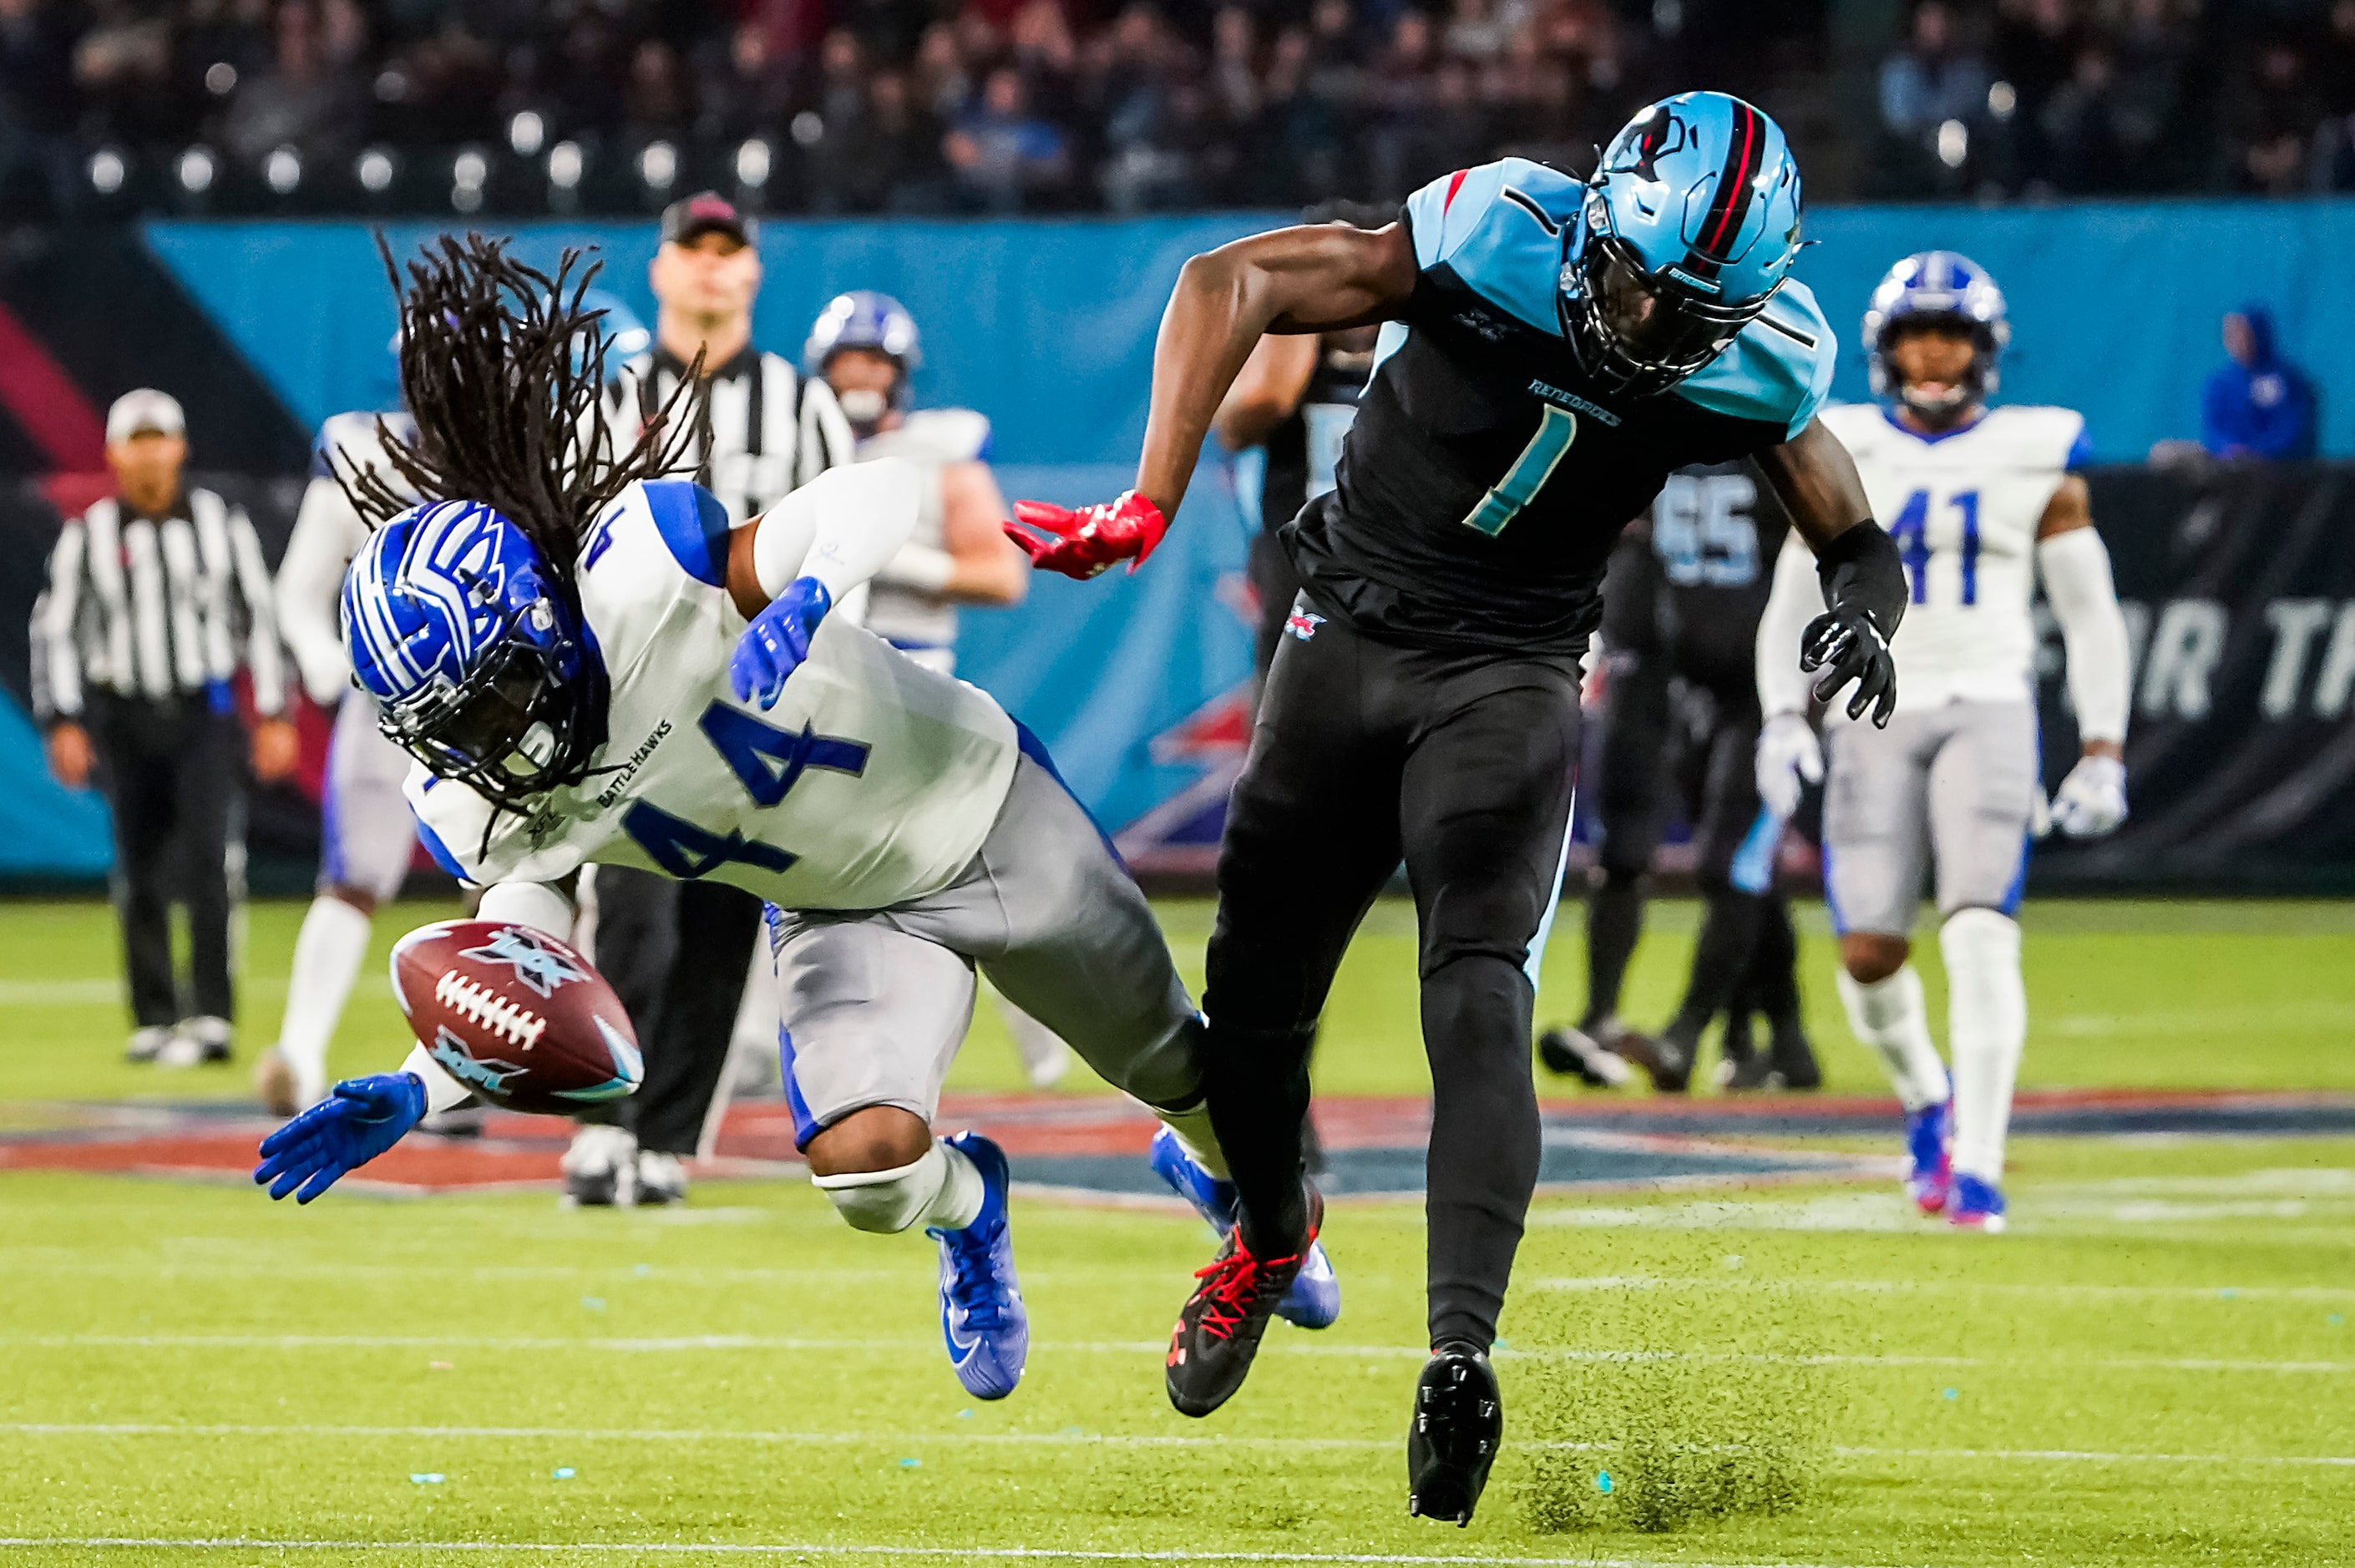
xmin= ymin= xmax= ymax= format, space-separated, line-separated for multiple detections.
xmin=3 ymin=200 xmax=2353 ymax=884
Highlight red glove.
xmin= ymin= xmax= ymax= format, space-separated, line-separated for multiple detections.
xmin=1005 ymin=491 xmax=1168 ymax=580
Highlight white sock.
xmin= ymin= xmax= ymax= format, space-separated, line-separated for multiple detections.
xmin=925 ymin=1140 xmax=987 ymax=1230
xmin=277 ymin=896 xmax=372 ymax=1099
xmin=812 ymin=1139 xmax=986 ymax=1233
xmin=1152 ymin=1100 xmax=1230 ymax=1181
xmin=1941 ymin=909 xmax=2026 ymax=1183
xmin=1837 ymin=963 xmax=1951 ymax=1112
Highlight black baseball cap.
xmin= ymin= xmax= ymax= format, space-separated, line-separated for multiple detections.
xmin=661 ymin=190 xmax=756 ymax=247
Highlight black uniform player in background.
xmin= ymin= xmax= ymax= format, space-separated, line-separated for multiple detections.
xmin=1009 ymin=97 xmax=1906 ymax=1523
xmin=1213 ymin=203 xmax=1383 ymax=679
xmin=1539 ymin=462 xmax=1822 ymax=1095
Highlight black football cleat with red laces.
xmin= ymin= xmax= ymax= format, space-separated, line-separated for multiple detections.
xmin=1406 ymin=1341 xmax=1502 ymax=1525
xmin=1164 ymin=1186 xmax=1324 ymax=1418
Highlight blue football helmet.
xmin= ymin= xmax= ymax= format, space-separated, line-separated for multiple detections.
xmin=1565 ymin=92 xmax=1805 ymax=397
xmin=804 ymin=291 xmax=920 ymax=434
xmin=342 ymin=499 xmax=604 ymax=806
xmin=1862 ymin=250 xmax=2010 ymax=421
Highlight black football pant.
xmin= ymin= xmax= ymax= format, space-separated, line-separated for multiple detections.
xmin=1247 ymin=527 xmax=1309 ymax=682
xmin=88 ymin=693 xmax=242 ymax=1028
xmin=1586 ymin=648 xmax=1673 ymax=1024
xmin=589 ymin=866 xmax=762 ymax=1157
xmin=1203 ymin=610 xmax=1579 ymax=1352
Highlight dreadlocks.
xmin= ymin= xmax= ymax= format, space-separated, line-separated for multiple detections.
xmin=342 ymin=233 xmax=705 ymax=605
xmin=339 ymin=235 xmax=707 ymax=838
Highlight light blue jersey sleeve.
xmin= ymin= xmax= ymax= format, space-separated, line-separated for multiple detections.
xmin=1400 ymin=159 xmax=1584 ymax=336
xmin=1672 ymin=278 xmax=1838 ymax=442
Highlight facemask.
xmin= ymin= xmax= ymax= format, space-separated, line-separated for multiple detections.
xmin=837 ymin=387 xmax=889 ymax=432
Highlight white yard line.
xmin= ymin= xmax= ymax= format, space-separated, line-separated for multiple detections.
xmin=13 ymin=1333 xmax=2355 ymax=1376
xmin=4 ymin=1423 xmax=2352 ymax=1469
xmin=1532 ymin=1274 xmax=2355 ymax=1302
xmin=0 ymin=1540 xmax=1887 ymax=1568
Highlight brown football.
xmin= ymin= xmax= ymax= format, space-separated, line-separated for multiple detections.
xmin=388 ymin=919 xmax=642 ymax=1115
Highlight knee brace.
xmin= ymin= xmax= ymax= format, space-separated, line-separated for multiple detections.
xmin=812 ymin=1141 xmax=976 ymax=1234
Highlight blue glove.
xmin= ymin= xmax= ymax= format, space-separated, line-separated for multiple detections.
xmin=730 ymin=577 xmax=832 ymax=711
xmin=252 ymin=1072 xmax=428 ymax=1203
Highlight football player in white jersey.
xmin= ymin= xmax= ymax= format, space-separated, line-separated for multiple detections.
xmin=803 ymin=290 xmax=1081 ymax=1090
xmin=250 ymin=237 xmax=1329 ymax=1400
xmin=1755 ymin=251 xmax=2133 ymax=1231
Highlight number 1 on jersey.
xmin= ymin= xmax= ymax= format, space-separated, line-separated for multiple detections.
xmin=1461 ymin=406 xmax=1578 ymax=538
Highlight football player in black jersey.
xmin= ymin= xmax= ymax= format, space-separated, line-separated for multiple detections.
xmin=1541 ymin=462 xmax=1823 ymax=1095
xmin=1009 ymin=94 xmax=1905 ymax=1522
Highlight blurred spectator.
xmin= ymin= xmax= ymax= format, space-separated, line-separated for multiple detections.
xmin=1879 ymin=1 xmax=1989 ymax=191
xmin=2201 ymin=306 xmax=2318 ymax=462
xmin=221 ymin=0 xmax=361 ymax=169
xmin=2223 ymin=39 xmax=2321 ymax=195
xmin=1 ymin=0 xmax=80 ymax=214
xmin=2041 ymin=44 xmax=2128 ymax=194
xmin=944 ymin=64 xmax=1069 ymax=211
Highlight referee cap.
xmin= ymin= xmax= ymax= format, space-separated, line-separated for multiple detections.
xmin=105 ymin=388 xmax=185 ymax=444
xmin=660 ymin=191 xmax=756 ymax=248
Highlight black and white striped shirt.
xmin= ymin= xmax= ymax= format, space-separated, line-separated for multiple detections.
xmin=38 ymin=488 xmax=286 ymax=721
xmin=603 ymin=345 xmax=857 ymax=527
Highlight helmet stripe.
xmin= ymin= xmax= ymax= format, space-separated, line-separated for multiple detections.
xmin=1696 ymin=99 xmax=1765 ymax=258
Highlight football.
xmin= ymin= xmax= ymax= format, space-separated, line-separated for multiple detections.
xmin=387 ymin=919 xmax=642 ymax=1115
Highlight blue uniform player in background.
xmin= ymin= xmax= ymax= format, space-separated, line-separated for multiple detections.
xmin=1010 ymin=93 xmax=1911 ymax=1522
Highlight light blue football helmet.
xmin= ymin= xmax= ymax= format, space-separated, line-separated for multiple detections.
xmin=1862 ymin=250 xmax=2010 ymax=418
xmin=342 ymin=498 xmax=601 ymax=807
xmin=804 ymin=290 xmax=920 ymax=434
xmin=1566 ymin=92 xmax=1806 ymax=397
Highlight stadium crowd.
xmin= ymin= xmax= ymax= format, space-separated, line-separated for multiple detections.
xmin=3 ymin=0 xmax=2352 ymax=217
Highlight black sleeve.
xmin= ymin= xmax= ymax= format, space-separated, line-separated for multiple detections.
xmin=1811 ymin=520 xmax=1907 ymax=639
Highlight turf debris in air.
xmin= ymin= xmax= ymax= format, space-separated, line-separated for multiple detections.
xmin=1513 ymin=1237 xmax=1842 ymax=1533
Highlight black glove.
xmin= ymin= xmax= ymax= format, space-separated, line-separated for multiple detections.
xmin=1801 ymin=604 xmax=1897 ymax=727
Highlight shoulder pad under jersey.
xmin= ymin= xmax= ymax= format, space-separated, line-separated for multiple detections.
xmin=1402 ymin=159 xmax=1583 ymax=336
xmin=1672 ymin=279 xmax=1837 ymax=442
xmin=311 ymin=410 xmax=414 ymax=482
xmin=861 ymin=407 xmax=991 ymax=466
xmin=1982 ymin=404 xmax=2092 ymax=470
xmin=575 ymin=478 xmax=733 ymax=673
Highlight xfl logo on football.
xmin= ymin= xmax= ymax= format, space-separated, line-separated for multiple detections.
xmin=459 ymin=926 xmax=586 ymax=998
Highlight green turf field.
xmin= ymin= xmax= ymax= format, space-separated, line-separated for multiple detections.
xmin=3 ymin=896 xmax=2354 ymax=1566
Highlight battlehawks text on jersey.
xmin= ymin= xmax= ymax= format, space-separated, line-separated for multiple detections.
xmin=1284 ymin=157 xmax=1836 ymax=655
xmin=404 ymin=479 xmax=1020 ymax=911
xmin=1816 ymin=401 xmax=2088 ymax=711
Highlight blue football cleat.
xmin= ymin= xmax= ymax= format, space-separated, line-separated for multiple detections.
xmin=1947 ymin=1172 xmax=2008 ymax=1232
xmin=927 ymin=1132 xmax=1029 ymax=1399
xmin=1904 ymin=1100 xmax=1952 ymax=1216
xmin=1149 ymin=1125 xmax=1340 ymax=1330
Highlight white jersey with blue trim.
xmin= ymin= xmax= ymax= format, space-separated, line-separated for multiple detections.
xmin=1816 ymin=401 xmax=2088 ymax=710
xmin=858 ymin=407 xmax=990 ymax=655
xmin=406 ymin=478 xmax=1020 ymax=912
xmin=278 ymin=411 xmax=418 ymax=706
xmin=1283 ymin=157 xmax=1836 ymax=655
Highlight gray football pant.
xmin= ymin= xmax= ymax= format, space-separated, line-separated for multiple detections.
xmin=1822 ymin=699 xmax=2038 ymax=936
xmin=765 ymin=751 xmax=1203 ymax=1145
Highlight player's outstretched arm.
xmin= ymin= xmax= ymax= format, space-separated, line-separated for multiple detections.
xmin=1008 ymin=223 xmax=1418 ymax=580
xmin=2035 ymin=475 xmax=2131 ymax=836
xmin=1756 ymin=420 xmax=1907 ymax=727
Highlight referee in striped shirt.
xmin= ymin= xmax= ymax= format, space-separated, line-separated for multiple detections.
xmin=565 ymin=192 xmax=858 ymax=1206
xmin=39 ymin=390 xmax=296 ymax=1067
